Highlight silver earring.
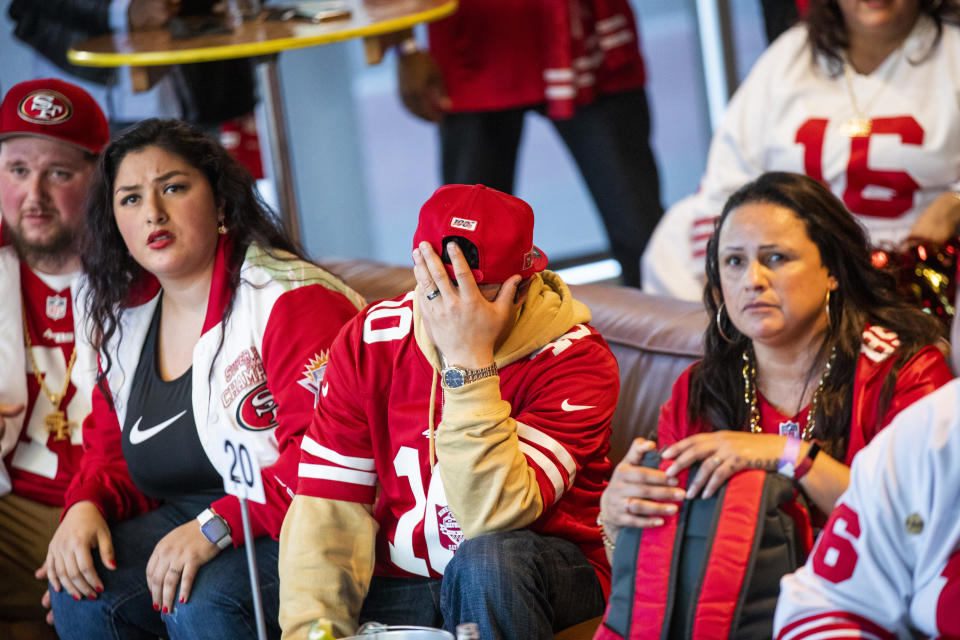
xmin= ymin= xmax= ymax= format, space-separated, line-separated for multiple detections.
xmin=716 ymin=302 xmax=735 ymax=344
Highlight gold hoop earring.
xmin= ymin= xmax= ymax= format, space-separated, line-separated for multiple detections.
xmin=716 ymin=302 xmax=735 ymax=344
xmin=825 ymin=289 xmax=832 ymax=327
xmin=217 ymin=221 xmax=227 ymax=235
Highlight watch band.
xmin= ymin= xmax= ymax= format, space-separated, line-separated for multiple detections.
xmin=777 ymin=436 xmax=802 ymax=478
xmin=441 ymin=363 xmax=499 ymax=389
xmin=462 ymin=363 xmax=498 ymax=385
xmin=197 ymin=508 xmax=233 ymax=550
xmin=793 ymin=441 xmax=822 ymax=482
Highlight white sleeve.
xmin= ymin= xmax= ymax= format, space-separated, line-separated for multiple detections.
xmin=642 ymin=29 xmax=802 ymax=300
xmin=774 ymin=386 xmax=958 ymax=639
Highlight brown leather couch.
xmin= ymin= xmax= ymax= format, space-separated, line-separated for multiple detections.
xmin=319 ymin=258 xmax=709 ymax=639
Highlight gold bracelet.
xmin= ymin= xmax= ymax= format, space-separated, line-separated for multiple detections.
xmin=596 ymin=512 xmax=615 ymax=551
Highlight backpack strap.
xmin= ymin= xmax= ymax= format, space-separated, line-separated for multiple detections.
xmin=690 ymin=470 xmax=767 ymax=639
xmin=595 ymin=450 xmax=693 ymax=640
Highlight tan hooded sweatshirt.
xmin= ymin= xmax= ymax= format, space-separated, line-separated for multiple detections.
xmin=280 ymin=272 xmax=593 ymax=639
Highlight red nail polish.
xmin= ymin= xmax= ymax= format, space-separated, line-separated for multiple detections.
xmin=162 ymin=606 xmax=169 ymax=614
xmin=96 ymin=586 xmax=103 ymax=593
xmin=179 ymin=597 xmax=184 ymax=604
xmin=73 ymin=595 xmax=80 ymax=601
xmin=153 ymin=603 xmax=159 ymax=611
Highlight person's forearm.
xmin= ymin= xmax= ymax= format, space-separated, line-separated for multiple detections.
xmin=797 ymin=445 xmax=850 ymax=514
xmin=278 ymin=496 xmax=377 ymax=640
xmin=436 ymin=377 xmax=543 ymax=537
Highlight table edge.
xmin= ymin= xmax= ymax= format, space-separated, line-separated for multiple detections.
xmin=67 ymin=0 xmax=457 ymax=67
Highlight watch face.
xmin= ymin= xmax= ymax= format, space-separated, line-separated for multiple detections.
xmin=443 ymin=368 xmax=465 ymax=388
xmin=201 ymin=516 xmax=229 ymax=543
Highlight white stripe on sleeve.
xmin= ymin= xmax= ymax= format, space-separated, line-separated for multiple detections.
xmin=519 ymin=442 xmax=566 ymax=503
xmin=600 ymin=30 xmax=634 ymax=50
xmin=544 ymin=68 xmax=575 ymax=83
xmin=517 ymin=422 xmax=578 ymax=488
xmin=301 ymin=435 xmax=376 ymax=471
xmin=596 ymin=14 xmax=627 ymax=34
xmin=545 ymin=85 xmax=576 ymax=100
xmin=298 ymin=462 xmax=378 ymax=486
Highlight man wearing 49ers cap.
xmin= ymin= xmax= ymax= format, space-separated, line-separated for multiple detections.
xmin=279 ymin=184 xmax=620 ymax=639
xmin=0 ymin=78 xmax=108 ymax=639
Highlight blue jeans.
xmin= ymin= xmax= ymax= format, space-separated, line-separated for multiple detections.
xmin=359 ymin=531 xmax=604 ymax=640
xmin=50 ymin=495 xmax=280 ymax=640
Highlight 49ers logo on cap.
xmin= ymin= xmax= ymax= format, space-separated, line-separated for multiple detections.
xmin=236 ymin=382 xmax=279 ymax=431
xmin=18 ymin=90 xmax=72 ymax=125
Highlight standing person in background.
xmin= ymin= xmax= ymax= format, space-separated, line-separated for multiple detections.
xmin=43 ymin=119 xmax=363 ymax=640
xmin=644 ymin=0 xmax=960 ymax=301
xmin=7 ymin=0 xmax=258 ymax=133
xmin=392 ymin=0 xmax=663 ymax=288
xmin=0 ymin=78 xmax=108 ymax=640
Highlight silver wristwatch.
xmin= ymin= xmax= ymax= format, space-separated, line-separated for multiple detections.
xmin=440 ymin=363 xmax=498 ymax=389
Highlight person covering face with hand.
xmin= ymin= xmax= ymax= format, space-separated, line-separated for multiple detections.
xmin=279 ymin=184 xmax=620 ymax=640
xmin=0 ymin=78 xmax=107 ymax=640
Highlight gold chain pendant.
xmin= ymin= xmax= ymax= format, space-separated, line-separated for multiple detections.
xmin=840 ymin=118 xmax=872 ymax=138
xmin=44 ymin=409 xmax=73 ymax=441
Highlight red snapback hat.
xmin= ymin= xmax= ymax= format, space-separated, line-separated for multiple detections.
xmin=0 ymin=78 xmax=109 ymax=154
xmin=413 ymin=184 xmax=548 ymax=284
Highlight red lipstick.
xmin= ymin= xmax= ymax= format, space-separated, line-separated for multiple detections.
xmin=147 ymin=230 xmax=173 ymax=249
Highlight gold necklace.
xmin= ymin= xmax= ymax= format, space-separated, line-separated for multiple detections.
xmin=22 ymin=310 xmax=78 ymax=441
xmin=840 ymin=47 xmax=905 ymax=138
xmin=742 ymin=346 xmax=836 ymax=440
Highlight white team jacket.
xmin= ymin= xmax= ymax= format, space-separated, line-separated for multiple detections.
xmin=65 ymin=242 xmax=363 ymax=542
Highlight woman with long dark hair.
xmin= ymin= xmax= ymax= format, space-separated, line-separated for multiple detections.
xmin=601 ymin=171 xmax=951 ymax=549
xmin=41 ymin=119 xmax=363 ymax=639
xmin=644 ymin=0 xmax=960 ymax=300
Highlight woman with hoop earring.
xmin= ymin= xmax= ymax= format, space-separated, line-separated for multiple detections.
xmin=599 ymin=172 xmax=952 ymax=555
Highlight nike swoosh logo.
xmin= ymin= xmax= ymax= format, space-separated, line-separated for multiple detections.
xmin=321 ymin=382 xmax=329 ymax=397
xmin=561 ymin=399 xmax=595 ymax=412
xmin=128 ymin=410 xmax=187 ymax=445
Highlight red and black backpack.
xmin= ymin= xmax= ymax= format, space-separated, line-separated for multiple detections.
xmin=595 ymin=450 xmax=813 ymax=640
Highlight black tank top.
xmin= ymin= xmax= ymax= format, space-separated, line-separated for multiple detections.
xmin=121 ymin=301 xmax=225 ymax=500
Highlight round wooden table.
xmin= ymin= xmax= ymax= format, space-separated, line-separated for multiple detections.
xmin=67 ymin=0 xmax=458 ymax=241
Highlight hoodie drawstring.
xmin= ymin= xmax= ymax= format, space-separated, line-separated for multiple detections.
xmin=428 ymin=367 xmax=438 ymax=467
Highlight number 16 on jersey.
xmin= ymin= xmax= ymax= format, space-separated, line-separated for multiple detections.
xmin=217 ymin=427 xmax=266 ymax=504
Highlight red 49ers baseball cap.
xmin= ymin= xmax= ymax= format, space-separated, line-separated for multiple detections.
xmin=0 ymin=78 xmax=109 ymax=154
xmin=413 ymin=184 xmax=549 ymax=284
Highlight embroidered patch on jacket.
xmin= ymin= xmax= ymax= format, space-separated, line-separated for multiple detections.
xmin=221 ymin=347 xmax=267 ymax=407
xmin=861 ymin=326 xmax=900 ymax=363
xmin=297 ymin=351 xmax=329 ymax=408
xmin=236 ymin=382 xmax=279 ymax=430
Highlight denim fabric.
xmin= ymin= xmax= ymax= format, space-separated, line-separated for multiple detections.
xmin=50 ymin=495 xmax=280 ymax=640
xmin=360 ymin=531 xmax=604 ymax=640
